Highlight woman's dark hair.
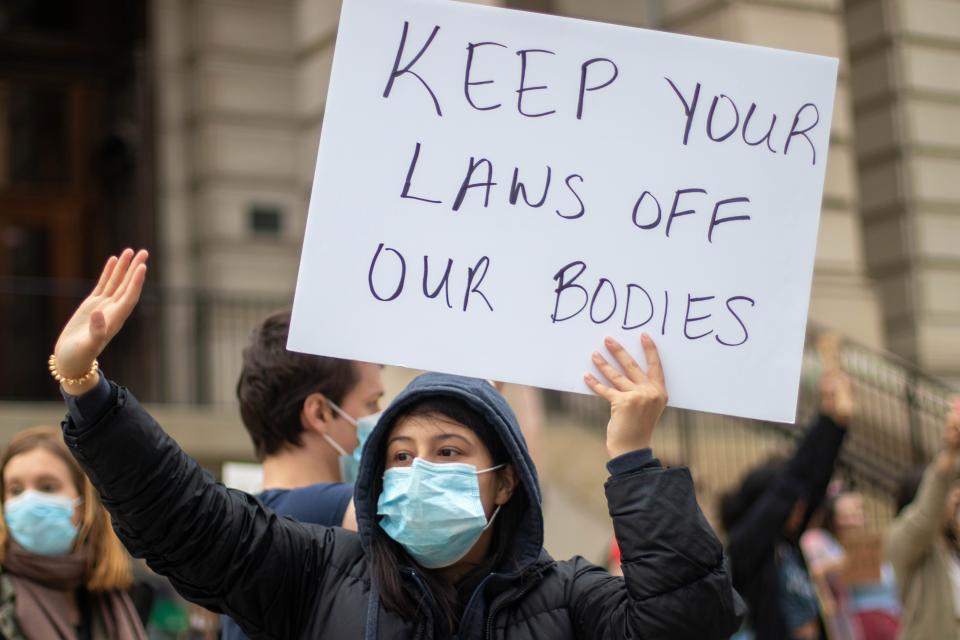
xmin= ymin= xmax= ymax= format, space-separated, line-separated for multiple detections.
xmin=368 ymin=395 xmax=527 ymax=636
xmin=720 ymin=456 xmax=788 ymax=534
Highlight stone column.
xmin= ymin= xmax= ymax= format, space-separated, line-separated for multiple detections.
xmin=844 ymin=0 xmax=960 ymax=385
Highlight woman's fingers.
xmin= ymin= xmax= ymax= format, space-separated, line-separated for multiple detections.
xmin=640 ymin=333 xmax=665 ymax=388
xmin=92 ymin=256 xmax=119 ymax=297
xmin=584 ymin=372 xmax=615 ymax=401
xmin=603 ymin=336 xmax=648 ymax=384
xmin=103 ymin=248 xmax=134 ymax=297
xmin=113 ymin=250 xmax=149 ymax=300
xmin=115 ymin=263 xmax=147 ymax=318
xmin=592 ymin=350 xmax=636 ymax=391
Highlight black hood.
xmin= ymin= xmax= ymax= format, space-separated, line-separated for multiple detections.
xmin=353 ymin=372 xmax=544 ymax=574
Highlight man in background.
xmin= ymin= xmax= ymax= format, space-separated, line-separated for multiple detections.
xmin=221 ymin=309 xmax=383 ymax=640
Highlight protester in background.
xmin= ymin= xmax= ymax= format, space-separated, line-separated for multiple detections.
xmin=801 ymin=488 xmax=900 ymax=640
xmin=50 ymin=249 xmax=743 ymax=639
xmin=220 ymin=309 xmax=384 ymax=639
xmin=237 ymin=308 xmax=384 ymax=526
xmin=885 ymin=400 xmax=960 ymax=640
xmin=0 ymin=426 xmax=146 ymax=639
xmin=720 ymin=370 xmax=854 ymax=640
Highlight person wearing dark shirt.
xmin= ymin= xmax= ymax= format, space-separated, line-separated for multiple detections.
xmin=220 ymin=309 xmax=384 ymax=639
xmin=258 ymin=485 xmax=352 ymax=527
xmin=720 ymin=371 xmax=854 ymax=640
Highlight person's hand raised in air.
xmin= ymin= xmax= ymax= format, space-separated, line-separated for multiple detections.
xmin=53 ymin=248 xmax=149 ymax=395
xmin=585 ymin=333 xmax=668 ymax=459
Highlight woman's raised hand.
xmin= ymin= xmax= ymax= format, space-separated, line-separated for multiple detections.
xmin=53 ymin=249 xmax=149 ymax=393
xmin=585 ymin=333 xmax=668 ymax=459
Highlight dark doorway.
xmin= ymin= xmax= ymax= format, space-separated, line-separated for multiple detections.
xmin=0 ymin=0 xmax=156 ymax=399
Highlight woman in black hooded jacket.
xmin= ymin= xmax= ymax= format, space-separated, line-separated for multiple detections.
xmin=50 ymin=249 xmax=743 ymax=639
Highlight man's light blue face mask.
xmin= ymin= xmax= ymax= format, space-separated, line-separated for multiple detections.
xmin=376 ymin=457 xmax=506 ymax=569
xmin=326 ymin=401 xmax=381 ymax=484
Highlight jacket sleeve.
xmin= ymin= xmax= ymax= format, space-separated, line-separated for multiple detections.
xmin=567 ymin=464 xmax=745 ymax=640
xmin=726 ymin=413 xmax=846 ymax=585
xmin=60 ymin=383 xmax=336 ymax=640
xmin=885 ymin=460 xmax=953 ymax=591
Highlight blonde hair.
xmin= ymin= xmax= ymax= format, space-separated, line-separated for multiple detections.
xmin=0 ymin=426 xmax=133 ymax=591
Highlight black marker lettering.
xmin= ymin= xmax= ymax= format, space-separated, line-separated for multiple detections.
xmin=716 ymin=295 xmax=755 ymax=346
xmin=665 ymin=77 xmax=701 ymax=146
xmin=400 ymin=142 xmax=442 ymax=204
xmin=463 ymin=256 xmax=494 ymax=312
xmin=464 ymin=41 xmax=507 ymax=111
xmin=784 ymin=102 xmax=820 ymax=165
xmin=383 ymin=22 xmax=443 ymax=117
xmin=707 ymin=94 xmax=740 ymax=142
xmin=577 ymin=57 xmax=619 ymax=120
xmin=589 ymin=278 xmax=617 ymax=324
xmin=684 ymin=294 xmax=715 ymax=340
xmin=623 ymin=284 xmax=654 ymax=330
xmin=708 ymin=197 xmax=751 ymax=243
xmin=661 ymin=289 xmax=669 ymax=335
xmin=556 ymin=174 xmax=585 ymax=220
xmin=516 ymin=49 xmax=557 ymax=118
xmin=452 ymin=157 xmax=496 ymax=211
xmin=631 ymin=191 xmax=662 ymax=230
xmin=551 ymin=260 xmax=589 ymax=323
xmin=510 ymin=165 xmax=552 ymax=208
xmin=368 ymin=243 xmax=406 ymax=302
xmin=742 ymin=103 xmax=777 ymax=153
xmin=666 ymin=188 xmax=706 ymax=238
xmin=422 ymin=256 xmax=453 ymax=308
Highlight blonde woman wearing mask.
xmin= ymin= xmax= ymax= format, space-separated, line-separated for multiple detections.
xmin=0 ymin=426 xmax=146 ymax=640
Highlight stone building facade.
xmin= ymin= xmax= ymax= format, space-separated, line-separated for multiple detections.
xmin=152 ymin=0 xmax=958 ymax=402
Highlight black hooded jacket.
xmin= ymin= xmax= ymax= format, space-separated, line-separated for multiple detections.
xmin=61 ymin=372 xmax=743 ymax=639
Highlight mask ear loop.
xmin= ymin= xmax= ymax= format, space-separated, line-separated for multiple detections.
xmin=478 ymin=464 xmax=508 ymax=530
xmin=483 ymin=505 xmax=503 ymax=531
xmin=327 ymin=400 xmax=359 ymax=427
xmin=322 ymin=400 xmax=357 ymax=457
xmin=476 ymin=463 xmax=506 ymax=475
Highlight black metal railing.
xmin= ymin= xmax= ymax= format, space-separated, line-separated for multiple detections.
xmin=3 ymin=276 xmax=956 ymax=527
xmin=0 ymin=277 xmax=288 ymax=404
xmin=544 ymin=325 xmax=958 ymax=530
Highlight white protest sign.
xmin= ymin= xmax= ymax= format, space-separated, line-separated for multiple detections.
xmin=289 ymin=0 xmax=838 ymax=423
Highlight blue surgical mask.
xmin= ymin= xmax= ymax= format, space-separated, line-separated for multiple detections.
xmin=327 ymin=403 xmax=381 ymax=484
xmin=4 ymin=490 xmax=80 ymax=556
xmin=377 ymin=458 xmax=505 ymax=568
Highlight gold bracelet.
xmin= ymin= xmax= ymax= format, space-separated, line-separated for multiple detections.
xmin=48 ymin=355 xmax=99 ymax=386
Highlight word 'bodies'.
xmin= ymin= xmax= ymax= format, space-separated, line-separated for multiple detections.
xmin=290 ymin=0 xmax=839 ymax=423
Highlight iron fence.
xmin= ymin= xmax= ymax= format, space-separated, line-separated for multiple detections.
xmin=545 ymin=325 xmax=958 ymax=531
xmin=0 ymin=276 xmax=288 ymax=404
xmin=2 ymin=276 xmax=956 ymax=528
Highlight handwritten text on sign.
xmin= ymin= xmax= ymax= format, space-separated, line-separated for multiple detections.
xmin=289 ymin=0 xmax=839 ymax=423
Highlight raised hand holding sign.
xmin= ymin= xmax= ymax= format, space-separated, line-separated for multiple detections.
xmin=585 ymin=334 xmax=668 ymax=459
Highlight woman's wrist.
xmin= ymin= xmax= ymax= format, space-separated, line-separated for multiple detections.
xmin=61 ymin=372 xmax=102 ymax=398
xmin=607 ymin=440 xmax=652 ymax=460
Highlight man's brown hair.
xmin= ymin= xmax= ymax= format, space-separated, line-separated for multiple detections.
xmin=237 ymin=309 xmax=358 ymax=459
